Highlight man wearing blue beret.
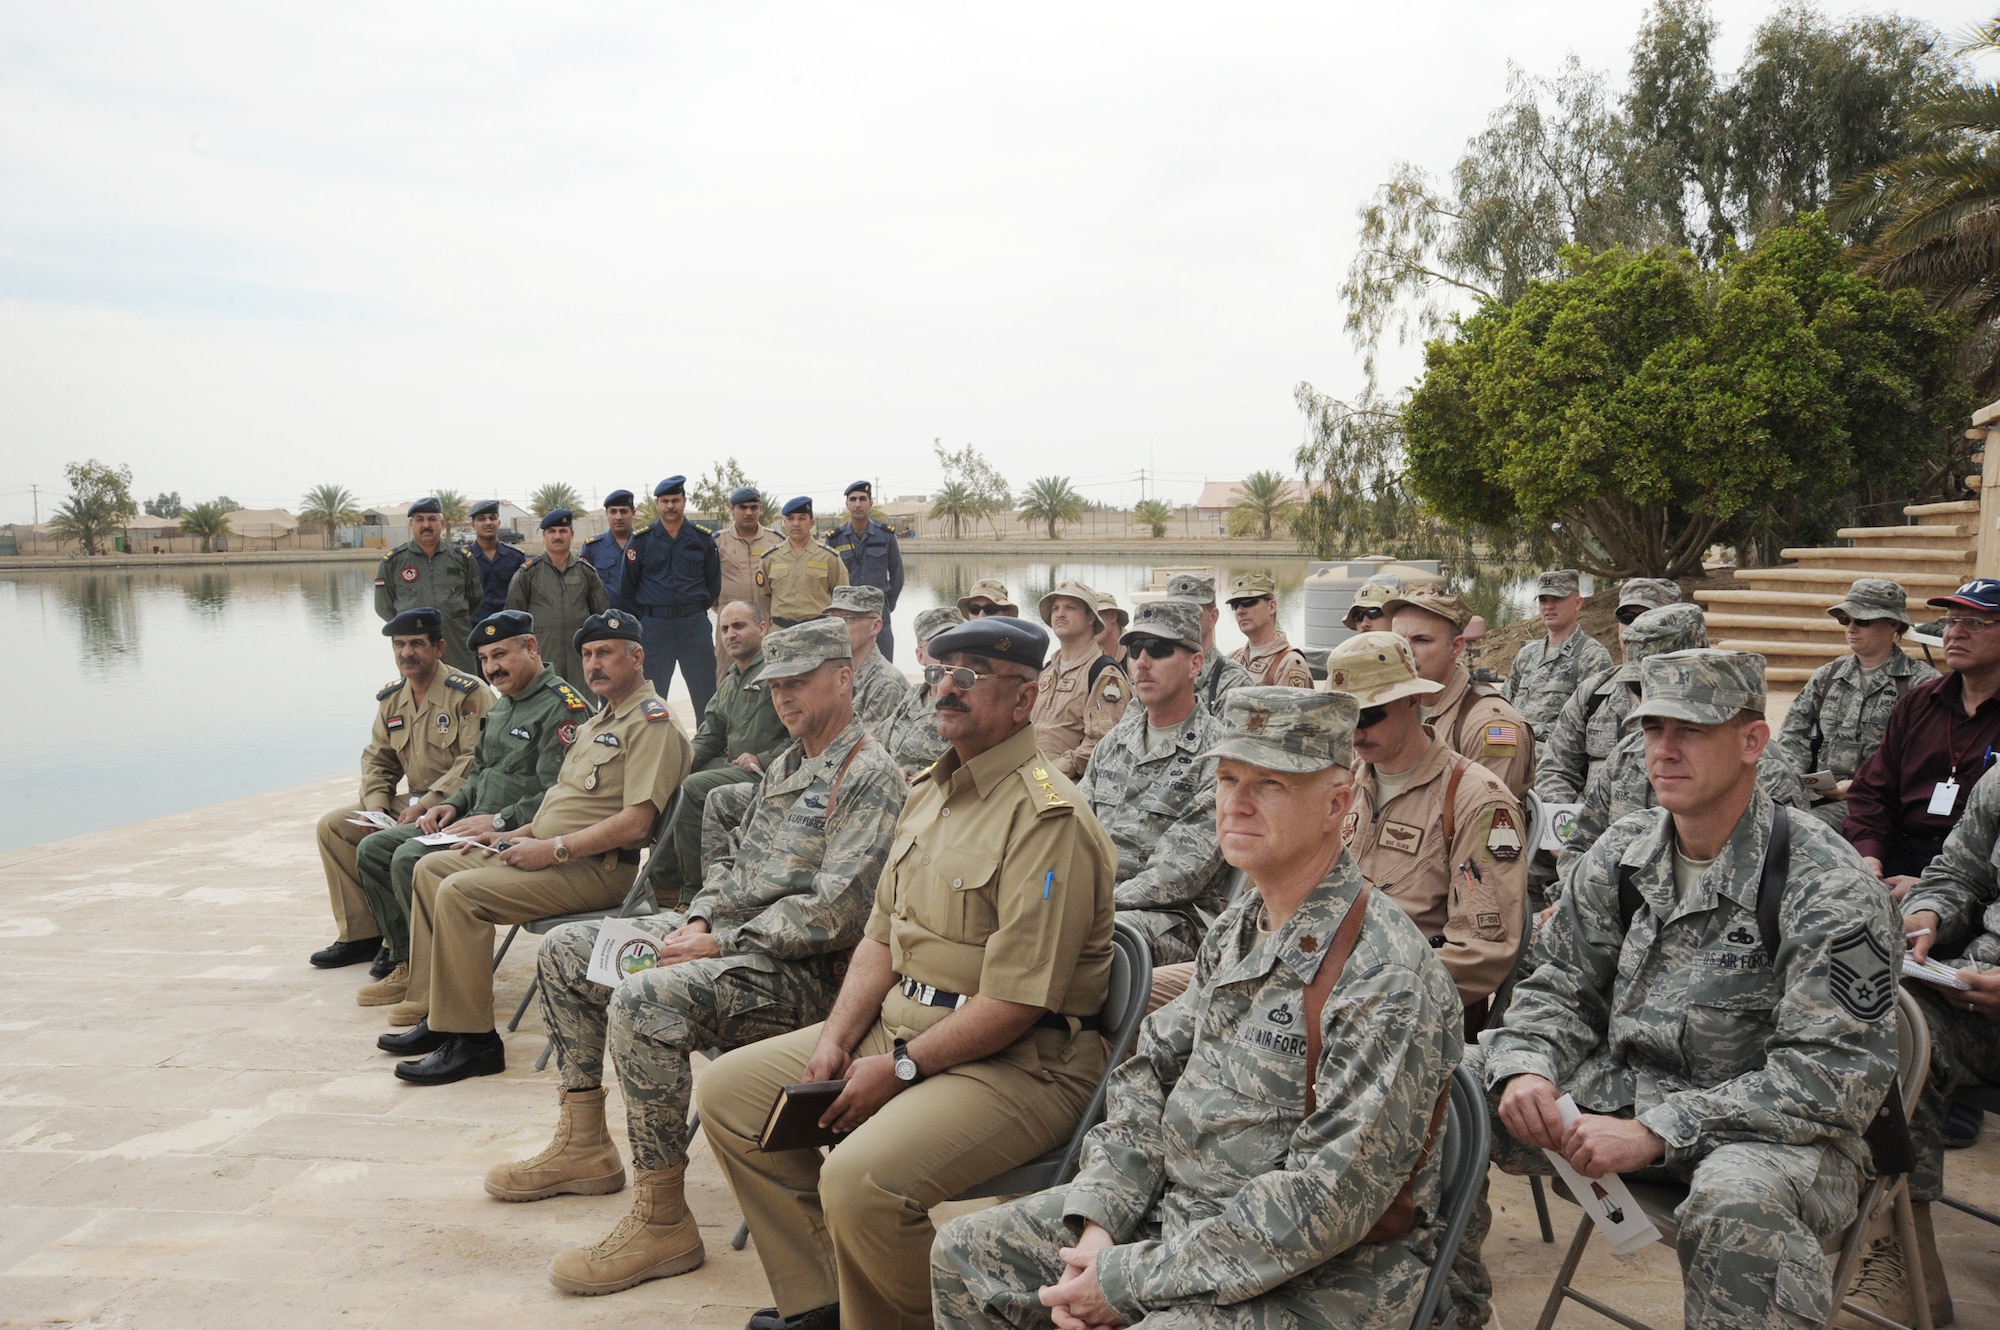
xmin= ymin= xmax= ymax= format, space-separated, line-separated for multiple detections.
xmin=615 ymin=476 xmax=723 ymax=722
xmin=468 ymin=499 xmax=527 ymax=624
xmin=506 ymin=509 xmax=610 ymax=691
xmin=376 ymin=497 xmax=483 ymax=672
xmin=757 ymin=497 xmax=847 ymax=628
xmin=583 ymin=490 xmax=639 ymax=587
xmin=826 ymin=480 xmax=905 ymax=662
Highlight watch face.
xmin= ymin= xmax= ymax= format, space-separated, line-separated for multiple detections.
xmin=894 ymin=1054 xmax=917 ymax=1081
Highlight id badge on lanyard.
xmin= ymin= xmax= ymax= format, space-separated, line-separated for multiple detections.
xmin=1928 ymin=777 xmax=1961 ymax=817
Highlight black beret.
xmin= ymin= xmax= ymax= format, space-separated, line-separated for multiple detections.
xmin=781 ymin=496 xmax=814 ymax=516
xmin=383 ymin=607 xmax=443 ymax=638
xmin=654 ymin=475 xmax=687 ymax=497
xmin=573 ymin=610 xmax=644 ymax=652
xmin=603 ymin=489 xmax=635 ymax=508
xmin=468 ymin=499 xmax=500 ymax=519
xmin=407 ymin=497 xmax=442 ymax=517
xmin=844 ymin=480 xmax=872 ymax=496
xmin=926 ymin=616 xmax=1049 ymax=672
xmin=539 ymin=507 xmax=574 ymax=529
xmin=470 ymin=609 xmax=535 ymax=651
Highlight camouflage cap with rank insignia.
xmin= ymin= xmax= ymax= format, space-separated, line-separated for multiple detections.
xmin=1534 ymin=569 xmax=1581 ymax=598
xmin=572 ymin=610 xmax=643 ymax=652
xmin=1628 ymin=648 xmax=1766 ymax=725
xmin=1831 ymin=577 xmax=1915 ymax=627
xmin=1226 ymin=571 xmax=1277 ymax=604
xmin=1163 ymin=571 xmax=1217 ymax=605
xmin=1198 ymin=685 xmax=1359 ymax=774
xmin=1381 ymin=583 xmax=1473 ymax=629
xmin=1322 ymin=630 xmax=1442 ymax=705
xmin=1616 ymin=577 xmax=1682 ymax=613
xmin=1343 ymin=577 xmax=1403 ymax=627
xmin=913 ymin=606 xmax=965 ymax=644
xmin=758 ymin=617 xmax=853 ymax=679
xmin=827 ymin=584 xmax=886 ymax=616
xmin=1121 ymin=598 xmax=1203 ymax=652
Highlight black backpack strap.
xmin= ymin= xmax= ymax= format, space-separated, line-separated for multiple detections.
xmin=1617 ymin=862 xmax=1642 ymax=937
xmin=1757 ymin=808 xmax=1790 ymax=966
xmin=1086 ymin=654 xmax=1116 ymax=689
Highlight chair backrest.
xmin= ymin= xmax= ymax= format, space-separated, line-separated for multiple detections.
xmin=1521 ymin=788 xmax=1548 ymax=861
xmin=1051 ymin=918 xmax=1154 ymax=1180
xmin=1895 ymin=986 xmax=1929 ymax=1107
xmin=1410 ymin=1064 xmax=1492 ymax=1330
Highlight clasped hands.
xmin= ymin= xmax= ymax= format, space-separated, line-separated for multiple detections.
xmin=1499 ymin=1074 xmax=1664 ymax=1178
xmin=1038 ymin=1223 xmax=1125 ymax=1330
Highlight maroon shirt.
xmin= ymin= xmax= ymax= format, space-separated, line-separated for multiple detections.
xmin=1843 ymin=671 xmax=2000 ymax=863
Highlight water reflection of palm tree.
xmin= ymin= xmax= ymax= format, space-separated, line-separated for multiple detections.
xmin=183 ymin=573 xmax=231 ymax=615
xmin=298 ymin=568 xmax=367 ymax=632
xmin=55 ymin=572 xmax=142 ymax=667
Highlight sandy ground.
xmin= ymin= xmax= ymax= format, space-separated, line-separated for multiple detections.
xmin=1 ymin=777 xmax=1996 ymax=1329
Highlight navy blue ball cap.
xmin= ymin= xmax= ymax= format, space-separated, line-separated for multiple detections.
xmin=844 ymin=479 xmax=872 ymax=497
xmin=781 ymin=496 xmax=814 ymax=517
xmin=926 ymin=616 xmax=1049 ymax=672
xmin=539 ymin=508 xmax=574 ymax=529
xmin=727 ymin=486 xmax=761 ymax=507
xmin=574 ymin=610 xmax=644 ymax=652
xmin=1928 ymin=578 xmax=2000 ymax=613
xmin=468 ymin=499 xmax=500 ymax=519
xmin=407 ymin=496 xmax=442 ymax=517
xmin=603 ymin=489 xmax=635 ymax=508
xmin=383 ymin=606 xmax=443 ymax=638
xmin=654 ymin=476 xmax=687 ymax=497
xmin=471 ymin=608 xmax=535 ymax=651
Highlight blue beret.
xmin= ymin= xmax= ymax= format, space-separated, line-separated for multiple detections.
xmin=574 ymin=610 xmax=645 ymax=652
xmin=468 ymin=499 xmax=500 ymax=519
xmin=844 ymin=480 xmax=872 ymax=496
xmin=654 ymin=476 xmax=687 ymax=497
xmin=603 ymin=489 xmax=635 ymax=508
xmin=383 ymin=606 xmax=443 ymax=638
xmin=727 ymin=486 xmax=761 ymax=507
xmin=470 ymin=608 xmax=535 ymax=651
xmin=539 ymin=508 xmax=574 ymax=530
xmin=781 ymin=496 xmax=814 ymax=517
xmin=926 ymin=616 xmax=1049 ymax=671
xmin=407 ymin=496 xmax=442 ymax=517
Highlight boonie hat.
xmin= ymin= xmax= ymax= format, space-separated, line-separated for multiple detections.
xmin=1198 ymin=686 xmax=1359 ymax=774
xmin=926 ymin=617 xmax=1050 ymax=672
xmin=1163 ymin=571 xmax=1217 ymax=606
xmin=1122 ymin=599 xmax=1203 ymax=653
xmin=1382 ymin=584 xmax=1473 ymax=630
xmin=383 ymin=607 xmax=443 ymax=638
xmin=1535 ymin=569 xmax=1581 ymax=598
xmin=1831 ymin=578 xmax=1914 ymax=628
xmin=471 ymin=609 xmax=535 ymax=651
xmin=1627 ymin=648 xmax=1765 ymax=725
xmin=914 ymin=606 xmax=965 ymax=644
xmin=1322 ymin=631 xmax=1444 ymax=706
xmin=828 ymin=584 xmax=886 ymax=616
xmin=1094 ymin=589 xmax=1128 ymax=628
xmin=1038 ymin=580 xmax=1103 ymax=632
xmin=1927 ymin=578 xmax=2000 ymax=614
xmin=1343 ymin=579 xmax=1402 ymax=627
xmin=1226 ymin=572 xmax=1278 ymax=604
xmin=759 ymin=618 xmax=852 ymax=679
xmin=539 ymin=508 xmax=574 ymax=530
xmin=956 ymin=579 xmax=1018 ymax=617
xmin=573 ymin=610 xmax=643 ymax=652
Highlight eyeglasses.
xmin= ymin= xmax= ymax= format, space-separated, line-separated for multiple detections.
xmin=1615 ymin=606 xmax=1645 ymax=625
xmin=1348 ymin=607 xmax=1384 ymax=622
xmin=963 ymin=603 xmax=1008 ymax=617
xmin=1355 ymin=705 xmax=1389 ymax=729
xmin=924 ymin=663 xmax=1025 ymax=690
xmin=1128 ymin=639 xmax=1183 ymax=660
xmin=1940 ymin=615 xmax=2000 ymax=634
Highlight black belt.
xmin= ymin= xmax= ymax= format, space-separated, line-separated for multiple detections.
xmin=772 ymin=616 xmax=802 ymax=628
xmin=898 ymin=977 xmax=1099 ymax=1032
xmin=640 ymin=601 xmax=710 ymax=618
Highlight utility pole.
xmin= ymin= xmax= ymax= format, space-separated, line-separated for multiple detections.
xmin=30 ymin=484 xmax=39 ymax=524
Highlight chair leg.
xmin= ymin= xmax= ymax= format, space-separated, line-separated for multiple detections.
xmin=1531 ymin=1173 xmax=1555 ymax=1243
xmin=492 ymin=924 xmax=519 ymax=969
xmin=1938 ymin=1192 xmax=2000 ymax=1226
xmin=1533 ymin=1213 xmax=1596 ymax=1330
xmin=534 ymin=1035 xmax=555 ymax=1073
xmin=1826 ymin=1176 xmax=1888 ymax=1321
xmin=506 ymin=976 xmax=538 ymax=1033
xmin=1893 ymin=1184 xmax=1935 ymax=1330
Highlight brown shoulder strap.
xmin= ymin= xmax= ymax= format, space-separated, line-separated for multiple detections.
xmin=1440 ymin=755 xmax=1467 ymax=847
xmin=823 ymin=733 xmax=872 ymax=818
xmin=1302 ymin=882 xmax=1373 ymax=1116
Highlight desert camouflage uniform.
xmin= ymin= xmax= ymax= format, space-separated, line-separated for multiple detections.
xmin=932 ymin=854 xmax=1463 ymax=1329
xmin=1778 ymin=648 xmax=1936 ymax=831
xmin=851 ymin=646 xmax=912 ymax=742
xmin=1076 ymin=704 xmax=1229 ymax=965
xmin=1231 ymin=636 xmax=1314 ymax=689
xmin=1560 ymin=726 xmax=1810 ymax=870
xmin=535 ymin=717 xmax=904 ymax=1169
xmin=1425 ymin=667 xmax=1536 ymax=799
xmin=1461 ymin=794 xmax=1900 ymax=1330
xmin=1504 ymin=629 xmax=1613 ymax=739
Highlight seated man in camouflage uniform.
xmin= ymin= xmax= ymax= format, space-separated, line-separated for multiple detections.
xmin=1503 ymin=569 xmax=1613 ymax=742
xmin=826 ymin=583 xmax=911 ymax=740
xmin=932 ymin=687 xmax=1463 ymax=1330
xmin=1535 ymin=581 xmax=1686 ymax=805
xmin=485 ymin=618 xmax=907 ymax=1297
xmin=1163 ymin=571 xmax=1253 ymax=713
xmin=1076 ymin=598 xmax=1228 ymax=966
xmin=881 ymin=606 xmax=964 ymax=780
xmin=1460 ymin=650 xmax=1901 ymax=1330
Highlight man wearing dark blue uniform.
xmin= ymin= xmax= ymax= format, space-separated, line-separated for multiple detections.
xmin=467 ymin=499 xmax=527 ymax=625
xmin=825 ymin=479 xmax=905 ymax=662
xmin=616 ymin=476 xmax=722 ymax=722
xmin=582 ymin=489 xmax=638 ymax=588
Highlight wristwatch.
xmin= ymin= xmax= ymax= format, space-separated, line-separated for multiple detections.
xmin=490 ymin=813 xmax=507 ymax=832
xmin=552 ymin=836 xmax=570 ymax=863
xmin=892 ymin=1038 xmax=922 ymax=1084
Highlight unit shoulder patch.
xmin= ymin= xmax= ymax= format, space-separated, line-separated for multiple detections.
xmin=1484 ymin=807 xmax=1524 ymax=860
xmin=640 ymin=697 xmax=670 ymax=721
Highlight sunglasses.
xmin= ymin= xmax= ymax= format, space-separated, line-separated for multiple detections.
xmin=1615 ymin=606 xmax=1644 ymax=625
xmin=1128 ymin=639 xmax=1184 ymax=660
xmin=1348 ymin=606 xmax=1385 ymax=622
xmin=964 ymin=603 xmax=1009 ymax=617
xmin=1354 ymin=705 xmax=1389 ymax=729
xmin=923 ymin=663 xmax=1024 ymax=689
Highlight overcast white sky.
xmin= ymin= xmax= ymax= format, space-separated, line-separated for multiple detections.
xmin=1 ymin=1 xmax=1991 ymax=525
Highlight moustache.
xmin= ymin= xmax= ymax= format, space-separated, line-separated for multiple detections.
xmin=935 ymin=698 xmax=970 ymax=713
xmin=587 ymin=671 xmax=609 ymax=682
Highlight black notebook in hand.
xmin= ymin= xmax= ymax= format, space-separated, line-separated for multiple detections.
xmin=755 ymin=1079 xmax=849 ymax=1151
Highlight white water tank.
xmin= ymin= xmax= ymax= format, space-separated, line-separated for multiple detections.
xmin=1301 ymin=557 xmax=1444 ymax=649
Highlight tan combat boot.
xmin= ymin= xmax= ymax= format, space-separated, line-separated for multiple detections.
xmin=356 ymin=962 xmax=409 ymax=1007
xmin=386 ymin=998 xmax=427 ymax=1027
xmin=484 ymin=1086 xmax=627 ymax=1202
xmin=547 ymin=1162 xmax=705 ymax=1295
xmin=1837 ymin=1201 xmax=1954 ymax=1327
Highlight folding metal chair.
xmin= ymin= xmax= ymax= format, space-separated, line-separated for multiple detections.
xmin=1410 ymin=1065 xmax=1493 ymax=1330
xmin=1938 ymin=1081 xmax=2000 ymax=1226
xmin=1482 ymin=880 xmax=1557 ymax=1245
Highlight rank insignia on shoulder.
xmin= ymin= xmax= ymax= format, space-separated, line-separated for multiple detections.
xmin=445 ymin=674 xmax=480 ymax=693
xmin=377 ymin=679 xmax=405 ymax=700
xmin=1485 ymin=808 xmax=1523 ymax=860
xmin=552 ymin=681 xmax=590 ymax=711
xmin=640 ymin=697 xmax=669 ymax=721
xmin=1484 ymin=723 xmax=1519 ymax=749
xmin=521 ymin=557 xmax=538 ymax=570
xmin=1032 ymin=767 xmax=1049 ymax=781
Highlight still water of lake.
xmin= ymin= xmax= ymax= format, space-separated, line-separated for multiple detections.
xmin=0 ymin=556 xmax=1537 ymax=853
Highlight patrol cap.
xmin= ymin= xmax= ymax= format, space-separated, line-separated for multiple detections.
xmin=1382 ymin=584 xmax=1473 ymax=630
xmin=1322 ymin=630 xmax=1443 ymax=705
xmin=1094 ymin=589 xmax=1128 ymax=628
xmin=1226 ymin=572 xmax=1277 ymax=604
xmin=758 ymin=617 xmax=852 ymax=679
xmin=844 ymin=480 xmax=872 ymax=497
xmin=603 ymin=489 xmax=635 ymax=508
xmin=468 ymin=499 xmax=501 ymax=519
xmin=407 ymin=497 xmax=442 ymax=517
xmin=781 ymin=496 xmax=814 ymax=517
xmin=914 ymin=606 xmax=965 ymax=644
xmin=1343 ymin=579 xmax=1402 ymax=627
xmin=727 ymin=486 xmax=761 ymax=507
xmin=1831 ymin=578 xmax=1914 ymax=628
xmin=1038 ymin=580 xmax=1103 ymax=632
xmin=1926 ymin=578 xmax=2000 ymax=613
xmin=1121 ymin=598 xmax=1203 ymax=652
xmin=383 ymin=607 xmax=444 ymax=639
xmin=471 ymin=608 xmax=535 ymax=651
xmin=957 ymin=579 xmax=1018 ymax=617
xmin=1617 ymin=578 xmax=1681 ymax=613
xmin=828 ymin=584 xmax=886 ymax=616
xmin=539 ymin=508 xmax=574 ymax=530
xmin=1627 ymin=648 xmax=1765 ymax=725
xmin=1198 ymin=686 xmax=1359 ymax=774
xmin=1535 ymin=569 xmax=1581 ymax=598
xmin=1163 ymin=571 xmax=1217 ymax=605
xmin=1619 ymin=603 xmax=1708 ymax=669
xmin=926 ymin=616 xmax=1049 ymax=672
xmin=654 ymin=476 xmax=687 ymax=497
xmin=573 ymin=610 xmax=644 ymax=652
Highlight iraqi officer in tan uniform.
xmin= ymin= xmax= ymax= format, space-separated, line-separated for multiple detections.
xmin=1386 ymin=584 xmax=1537 ymax=798
xmin=1226 ymin=571 xmax=1315 ymax=688
xmin=1031 ymin=579 xmax=1131 ymax=778
xmin=714 ymin=486 xmax=782 ymax=673
xmin=378 ymin=610 xmax=692 ymax=1084
xmin=757 ymin=496 xmax=847 ymax=627
xmin=311 ymin=607 xmax=490 ymax=972
xmin=695 ymin=614 xmax=1117 ymax=1330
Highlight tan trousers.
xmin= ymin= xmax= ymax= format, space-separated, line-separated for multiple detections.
xmin=1147 ymin=960 xmax=1195 ymax=1015
xmin=406 ymin=849 xmax=631 ymax=1033
xmin=315 ymin=806 xmax=380 ymax=942
xmin=696 ymin=1020 xmax=1098 ymax=1329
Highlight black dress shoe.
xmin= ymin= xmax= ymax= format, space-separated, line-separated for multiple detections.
xmin=746 ymin=1306 xmax=838 ymax=1330
xmin=377 ymin=1019 xmax=447 ymax=1056
xmin=394 ymin=1031 xmax=505 ymax=1085
xmin=367 ymin=945 xmax=395 ymax=980
xmin=310 ymin=937 xmax=383 ymax=969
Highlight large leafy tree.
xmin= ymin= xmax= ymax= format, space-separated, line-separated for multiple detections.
xmin=178 ymin=502 xmax=233 ymax=553
xmin=48 ymin=460 xmax=137 ymax=555
xmin=1017 ymin=476 xmax=1084 ymax=540
xmin=689 ymin=460 xmax=757 ymax=516
xmin=1228 ymin=470 xmax=1299 ymax=540
xmin=144 ymin=491 xmax=183 ymax=519
xmin=297 ymin=484 xmax=362 ymax=548
xmin=528 ymin=482 xmax=583 ymax=518
xmin=1403 ymin=217 xmax=1970 ymax=577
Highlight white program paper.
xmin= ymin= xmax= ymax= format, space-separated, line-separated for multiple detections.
xmin=1541 ymin=1093 xmax=1664 ymax=1257
xmin=347 ymin=810 xmax=397 ymax=830
xmin=415 ymin=831 xmax=483 ymax=847
xmin=586 ymin=917 xmax=661 ymax=988
xmin=1903 ymin=956 xmax=1972 ymax=991
xmin=1540 ymin=803 xmax=1583 ymax=853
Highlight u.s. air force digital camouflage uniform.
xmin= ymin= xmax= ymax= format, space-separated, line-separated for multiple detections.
xmin=1462 ymin=650 xmax=1900 ymax=1330
xmin=1503 ymin=571 xmax=1613 ymax=740
xmin=933 ymin=687 xmax=1463 ymax=1330
xmin=852 ymin=641 xmax=912 ymax=739
xmin=879 ymin=606 xmax=963 ymax=780
xmin=1534 ymin=591 xmax=1692 ymax=804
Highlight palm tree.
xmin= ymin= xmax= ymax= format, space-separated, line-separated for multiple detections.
xmin=48 ymin=496 xmax=118 ymax=555
xmin=297 ymin=483 xmax=363 ymax=549
xmin=529 ymin=482 xmax=583 ymax=518
xmin=1133 ymin=498 xmax=1174 ymax=538
xmin=434 ymin=489 xmax=470 ymax=535
xmin=1228 ymin=470 xmax=1300 ymax=540
xmin=930 ymin=481 xmax=980 ymax=540
xmin=178 ymin=502 xmax=233 ymax=553
xmin=1017 ymin=476 xmax=1084 ymax=540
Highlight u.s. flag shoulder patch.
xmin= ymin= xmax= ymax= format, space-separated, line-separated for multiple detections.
xmin=1484 ymin=723 xmax=1519 ymax=749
